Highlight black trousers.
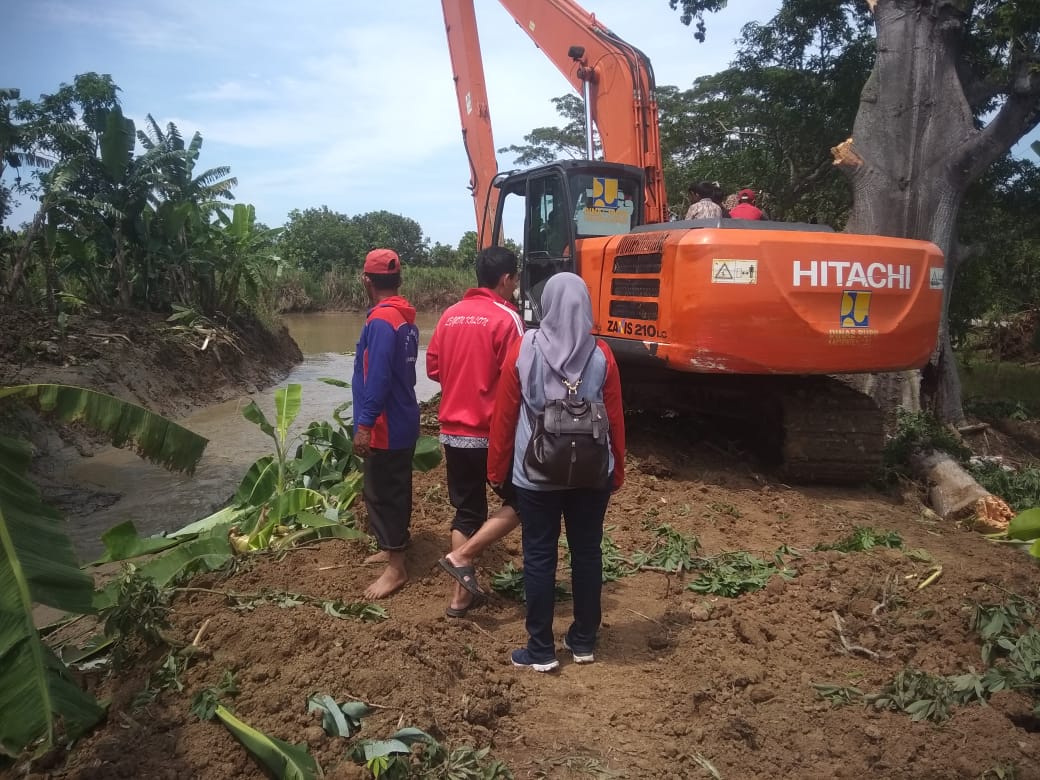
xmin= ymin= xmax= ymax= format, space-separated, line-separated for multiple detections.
xmin=363 ymin=446 xmax=414 ymax=551
xmin=444 ymin=445 xmax=516 ymax=538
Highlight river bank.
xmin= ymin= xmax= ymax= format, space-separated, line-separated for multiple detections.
xmin=1 ymin=308 xmax=444 ymax=559
xmin=1 ymin=306 xmax=303 ymax=548
xmin=28 ymin=413 xmax=1040 ymax=780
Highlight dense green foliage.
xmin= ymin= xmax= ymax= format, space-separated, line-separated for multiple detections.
xmin=1 ymin=75 xmax=490 ymax=321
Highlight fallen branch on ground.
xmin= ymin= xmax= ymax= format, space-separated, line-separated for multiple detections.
xmin=832 ymin=611 xmax=879 ymax=659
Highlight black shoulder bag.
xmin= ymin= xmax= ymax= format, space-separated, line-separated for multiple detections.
xmin=523 ymin=347 xmax=610 ymax=489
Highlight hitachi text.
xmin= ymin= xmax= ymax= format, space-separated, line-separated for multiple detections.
xmin=792 ymin=261 xmax=911 ymax=289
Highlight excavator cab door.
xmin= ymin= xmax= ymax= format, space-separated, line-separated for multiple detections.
xmin=490 ymin=161 xmax=644 ymax=327
xmin=521 ymin=170 xmax=575 ymax=324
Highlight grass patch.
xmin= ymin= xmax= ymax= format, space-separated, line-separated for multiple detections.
xmin=490 ymin=562 xmax=570 ymax=602
xmin=968 ymin=462 xmax=1040 ymax=512
xmin=883 ymin=409 xmax=972 ymax=472
xmin=686 ymin=550 xmax=794 ymax=598
xmin=818 ymin=594 xmax=1040 ymax=724
xmin=960 ymin=358 xmax=1040 ymax=415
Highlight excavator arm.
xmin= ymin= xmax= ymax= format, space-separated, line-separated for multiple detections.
xmin=441 ymin=0 xmax=499 ymax=247
xmin=440 ymin=0 xmax=669 ymax=248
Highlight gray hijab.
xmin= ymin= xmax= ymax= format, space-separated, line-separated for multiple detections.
xmin=533 ymin=272 xmax=596 ymax=397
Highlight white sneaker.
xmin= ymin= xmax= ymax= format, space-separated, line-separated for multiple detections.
xmin=563 ymin=636 xmax=595 ymax=664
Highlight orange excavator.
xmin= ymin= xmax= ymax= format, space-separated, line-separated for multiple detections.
xmin=440 ymin=0 xmax=945 ymax=482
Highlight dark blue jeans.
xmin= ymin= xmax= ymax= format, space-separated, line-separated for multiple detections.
xmin=515 ymin=486 xmax=612 ymax=661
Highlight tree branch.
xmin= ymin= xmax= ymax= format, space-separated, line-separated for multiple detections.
xmin=791 ymin=157 xmax=837 ymax=199
xmin=956 ymin=58 xmax=1040 ymax=184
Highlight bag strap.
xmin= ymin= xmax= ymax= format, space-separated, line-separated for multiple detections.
xmin=533 ymin=338 xmax=598 ymax=397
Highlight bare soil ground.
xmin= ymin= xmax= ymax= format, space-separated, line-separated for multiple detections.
xmin=26 ymin=416 xmax=1040 ymax=780
xmin=6 ymin=312 xmax=1040 ymax=780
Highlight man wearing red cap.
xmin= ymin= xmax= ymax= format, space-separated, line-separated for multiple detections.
xmin=729 ymin=189 xmax=765 ymax=220
xmin=352 ymin=248 xmax=420 ymax=598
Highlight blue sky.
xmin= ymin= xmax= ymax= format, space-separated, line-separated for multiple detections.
xmin=3 ymin=0 xmax=779 ymax=245
xmin=4 ymin=1 xmax=1036 ymax=246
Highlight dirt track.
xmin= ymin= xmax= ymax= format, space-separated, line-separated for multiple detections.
xmin=45 ymin=415 xmax=1040 ymax=780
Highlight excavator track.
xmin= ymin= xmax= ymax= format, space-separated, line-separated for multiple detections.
xmin=777 ymin=377 xmax=885 ymax=484
xmin=620 ymin=368 xmax=885 ymax=484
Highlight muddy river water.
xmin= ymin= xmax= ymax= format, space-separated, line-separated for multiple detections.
xmin=66 ymin=311 xmax=443 ymax=557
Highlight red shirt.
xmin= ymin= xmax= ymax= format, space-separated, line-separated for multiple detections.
xmin=488 ymin=338 xmax=626 ymax=490
xmin=729 ymin=202 xmax=764 ymax=220
xmin=427 ymin=288 xmax=524 ymax=439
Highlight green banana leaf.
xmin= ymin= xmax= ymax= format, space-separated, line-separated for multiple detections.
xmin=0 ymin=384 xmax=209 ymax=474
xmin=1008 ymin=508 xmax=1040 ymax=542
xmin=412 ymin=435 xmax=442 ymax=472
xmin=235 ymin=455 xmax=278 ymax=507
xmin=0 ymin=435 xmax=107 ymax=756
xmin=275 ymin=384 xmax=302 ymax=445
xmin=94 ymin=528 xmax=235 ymax=610
xmin=214 ymin=705 xmax=319 ymax=780
xmin=92 ymin=520 xmax=187 ymax=564
xmin=0 ymin=382 xmax=212 ymax=755
xmin=242 ymin=400 xmax=276 ymax=439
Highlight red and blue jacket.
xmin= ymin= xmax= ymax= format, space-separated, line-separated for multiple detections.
xmin=351 ymin=296 xmax=420 ymax=450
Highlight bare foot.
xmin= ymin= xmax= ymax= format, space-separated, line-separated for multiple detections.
xmin=364 ymin=566 xmax=408 ymax=599
xmin=364 ymin=550 xmax=390 ymax=564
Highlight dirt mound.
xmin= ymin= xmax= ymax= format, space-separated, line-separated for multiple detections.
xmin=32 ymin=433 xmax=1040 ymax=780
xmin=1 ymin=307 xmax=302 ymax=419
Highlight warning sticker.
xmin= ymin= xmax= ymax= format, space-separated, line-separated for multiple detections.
xmin=929 ymin=267 xmax=944 ymax=290
xmin=712 ymin=259 xmax=758 ymax=285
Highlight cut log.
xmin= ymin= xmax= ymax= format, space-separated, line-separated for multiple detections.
xmin=911 ymin=450 xmax=1013 ymax=533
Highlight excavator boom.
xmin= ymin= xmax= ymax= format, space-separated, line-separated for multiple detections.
xmin=441 ymin=0 xmax=499 ymax=246
xmin=440 ymin=0 xmax=669 ymax=246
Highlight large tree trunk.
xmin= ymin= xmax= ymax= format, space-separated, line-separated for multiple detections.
xmin=839 ymin=1 xmax=973 ymax=423
xmin=835 ymin=0 xmax=1040 ymax=424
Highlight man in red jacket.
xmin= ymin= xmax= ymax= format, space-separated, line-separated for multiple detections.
xmin=427 ymin=247 xmax=524 ymax=617
xmin=729 ymin=188 xmax=766 ymax=220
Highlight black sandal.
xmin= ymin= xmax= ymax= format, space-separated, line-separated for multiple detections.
xmin=438 ymin=558 xmax=486 ymax=598
xmin=445 ymin=589 xmax=487 ymax=618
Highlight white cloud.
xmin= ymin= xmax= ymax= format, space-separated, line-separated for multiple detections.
xmin=6 ymin=0 xmax=783 ymax=243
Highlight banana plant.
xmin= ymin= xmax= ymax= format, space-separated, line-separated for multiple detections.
xmin=235 ymin=384 xmax=367 ymax=551
xmin=0 ymin=383 xmax=209 ymax=756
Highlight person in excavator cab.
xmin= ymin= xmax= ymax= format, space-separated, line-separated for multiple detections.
xmin=729 ymin=188 xmax=766 ymax=220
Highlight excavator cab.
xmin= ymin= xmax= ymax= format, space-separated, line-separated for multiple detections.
xmin=491 ymin=159 xmax=644 ymax=325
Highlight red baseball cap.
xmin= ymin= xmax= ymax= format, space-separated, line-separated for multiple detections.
xmin=737 ymin=188 xmax=756 ymax=203
xmin=364 ymin=248 xmax=400 ymax=274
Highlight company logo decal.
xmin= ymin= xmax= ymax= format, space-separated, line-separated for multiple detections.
xmin=591 ymin=177 xmax=620 ymax=209
xmin=840 ymin=290 xmax=871 ymax=328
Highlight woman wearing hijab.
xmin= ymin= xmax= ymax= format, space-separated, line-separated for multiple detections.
xmin=487 ymin=272 xmax=626 ymax=672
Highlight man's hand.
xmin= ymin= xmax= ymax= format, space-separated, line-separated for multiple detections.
xmin=354 ymin=426 xmax=372 ymax=457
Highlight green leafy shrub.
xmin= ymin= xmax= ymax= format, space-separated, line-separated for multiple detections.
xmin=815 ymin=527 xmax=903 ymax=553
xmin=883 ymin=409 xmax=972 ymax=472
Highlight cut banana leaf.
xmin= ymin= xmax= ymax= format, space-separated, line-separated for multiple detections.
xmin=0 ymin=384 xmax=208 ymax=474
xmin=215 ymin=705 xmax=319 ymax=780
xmin=1008 ymin=508 xmax=1040 ymax=542
xmin=412 ymin=435 xmax=443 ymax=472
